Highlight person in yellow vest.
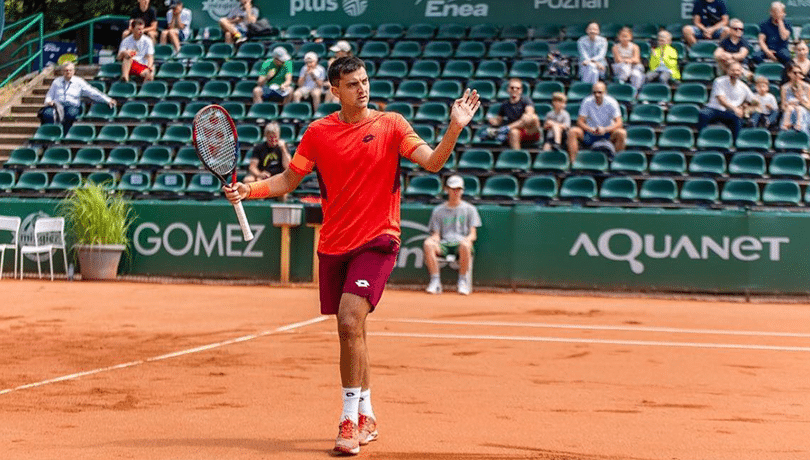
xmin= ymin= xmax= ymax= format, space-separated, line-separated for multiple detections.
xmin=646 ymin=30 xmax=681 ymax=83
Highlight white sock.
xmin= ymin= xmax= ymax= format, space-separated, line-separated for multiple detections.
xmin=359 ymin=388 xmax=375 ymax=420
xmin=430 ymin=273 xmax=440 ymax=282
xmin=341 ymin=387 xmax=361 ymax=424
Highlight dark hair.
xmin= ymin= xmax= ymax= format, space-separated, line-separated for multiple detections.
xmin=327 ymin=56 xmax=366 ymax=87
xmin=132 ymin=18 xmax=145 ymax=27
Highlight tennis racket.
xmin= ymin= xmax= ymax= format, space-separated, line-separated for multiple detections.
xmin=192 ymin=104 xmax=254 ymax=241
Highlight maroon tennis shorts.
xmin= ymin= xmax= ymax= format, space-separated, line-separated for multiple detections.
xmin=317 ymin=234 xmax=400 ymax=315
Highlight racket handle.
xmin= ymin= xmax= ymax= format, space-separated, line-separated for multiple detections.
xmin=233 ymin=201 xmax=254 ymax=241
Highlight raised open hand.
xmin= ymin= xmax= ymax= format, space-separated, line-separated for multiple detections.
xmin=450 ymin=88 xmax=481 ymax=128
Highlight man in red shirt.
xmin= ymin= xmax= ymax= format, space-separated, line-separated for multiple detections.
xmin=224 ymin=56 xmax=479 ymax=455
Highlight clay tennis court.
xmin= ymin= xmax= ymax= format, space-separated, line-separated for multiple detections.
xmin=2 ymin=280 xmax=809 ymax=460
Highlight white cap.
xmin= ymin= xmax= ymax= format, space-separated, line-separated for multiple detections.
xmin=446 ymin=175 xmax=464 ymax=189
xmin=303 ymin=51 xmax=318 ymax=62
xmin=272 ymin=46 xmax=291 ymax=61
xmin=329 ymin=40 xmax=352 ymax=53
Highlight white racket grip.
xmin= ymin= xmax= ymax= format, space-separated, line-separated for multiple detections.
xmin=233 ymin=201 xmax=254 ymax=241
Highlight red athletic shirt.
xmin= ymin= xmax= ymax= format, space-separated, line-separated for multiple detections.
xmin=289 ymin=110 xmax=426 ymax=255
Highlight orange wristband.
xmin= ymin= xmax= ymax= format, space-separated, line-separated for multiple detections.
xmin=247 ymin=180 xmax=271 ymax=199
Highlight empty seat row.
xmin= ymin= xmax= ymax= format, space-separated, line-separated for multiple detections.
xmin=27 ymin=124 xmax=264 ymax=147
xmin=0 ymin=170 xmax=221 ymax=197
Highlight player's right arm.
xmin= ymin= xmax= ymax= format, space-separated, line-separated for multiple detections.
xmin=224 ymin=168 xmax=303 ymax=202
xmin=411 ymin=88 xmax=480 ymax=172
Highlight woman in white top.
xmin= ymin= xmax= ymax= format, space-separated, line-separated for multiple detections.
xmin=577 ymin=22 xmax=608 ymax=84
xmin=611 ymin=27 xmax=645 ymax=90
xmin=781 ymin=62 xmax=810 ymax=132
xmin=794 ymin=40 xmax=810 ymax=80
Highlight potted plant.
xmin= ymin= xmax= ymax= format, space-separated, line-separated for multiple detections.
xmin=57 ymin=182 xmax=135 ymax=280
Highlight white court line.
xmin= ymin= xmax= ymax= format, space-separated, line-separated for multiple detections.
xmin=373 ymin=318 xmax=810 ymax=338
xmin=0 ymin=316 xmax=328 ymax=396
xmin=364 ymin=331 xmax=810 ymax=353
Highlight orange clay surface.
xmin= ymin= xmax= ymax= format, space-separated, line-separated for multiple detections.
xmin=2 ymin=280 xmax=810 ymax=460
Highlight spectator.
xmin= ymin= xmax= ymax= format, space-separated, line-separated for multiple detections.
xmin=577 ymin=22 xmax=608 ymax=84
xmin=480 ymin=78 xmax=541 ymax=150
xmin=117 ymin=19 xmax=154 ymax=83
xmin=714 ymin=18 xmax=751 ymax=77
xmin=292 ymin=52 xmax=327 ymax=111
xmin=252 ymin=46 xmax=293 ymax=104
xmin=752 ymin=1 xmax=792 ymax=67
xmin=324 ymin=41 xmax=353 ymax=103
xmin=244 ymin=122 xmax=292 ymax=200
xmin=647 ymin=30 xmax=681 ymax=83
xmin=219 ymin=0 xmax=258 ymax=44
xmin=122 ymin=0 xmax=158 ymax=43
xmin=38 ymin=62 xmax=116 ymax=132
xmin=567 ymin=81 xmax=626 ymax=162
xmin=697 ymin=62 xmax=754 ymax=140
xmin=160 ymin=1 xmax=192 ymax=53
xmin=780 ymin=63 xmax=810 ymax=131
xmin=542 ymin=92 xmax=571 ymax=151
xmin=423 ymin=174 xmax=481 ymax=296
xmin=794 ymin=40 xmax=810 ymax=79
xmin=749 ymin=75 xmax=779 ymax=129
xmin=682 ymin=0 xmax=730 ymax=47
xmin=611 ymin=27 xmax=645 ymax=90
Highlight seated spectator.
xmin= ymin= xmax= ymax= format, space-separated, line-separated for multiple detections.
xmin=682 ymin=0 xmax=729 ymax=47
xmin=794 ymin=40 xmax=810 ymax=79
xmin=611 ymin=27 xmax=645 ymax=90
xmin=292 ymin=52 xmax=326 ymax=111
xmin=160 ymin=1 xmax=192 ymax=53
xmin=244 ymin=122 xmax=291 ymax=200
xmin=714 ymin=18 xmax=751 ymax=77
xmin=323 ymin=40 xmax=352 ymax=103
xmin=122 ymin=0 xmax=158 ymax=43
xmin=647 ymin=30 xmax=681 ymax=83
xmin=38 ymin=62 xmax=116 ymax=132
xmin=749 ymin=75 xmax=779 ymax=129
xmin=752 ymin=1 xmax=792 ymax=67
xmin=543 ymin=92 xmax=571 ymax=151
xmin=780 ymin=63 xmax=810 ymax=131
xmin=479 ymin=78 xmax=541 ymax=150
xmin=219 ymin=0 xmax=258 ymax=44
xmin=697 ymin=62 xmax=754 ymax=140
xmin=252 ymin=46 xmax=293 ymax=104
xmin=577 ymin=22 xmax=608 ymax=84
xmin=423 ymin=175 xmax=481 ymax=296
xmin=117 ymin=19 xmax=154 ymax=82
xmin=567 ymin=81 xmax=626 ymax=162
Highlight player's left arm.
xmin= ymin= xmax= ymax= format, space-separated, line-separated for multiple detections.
xmin=410 ymin=89 xmax=480 ymax=172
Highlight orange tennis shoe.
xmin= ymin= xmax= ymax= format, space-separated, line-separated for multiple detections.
xmin=334 ymin=418 xmax=360 ymax=455
xmin=358 ymin=414 xmax=378 ymax=445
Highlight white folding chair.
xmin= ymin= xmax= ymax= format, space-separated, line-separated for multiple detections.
xmin=19 ymin=217 xmax=68 ymax=281
xmin=0 ymin=215 xmax=21 ymax=279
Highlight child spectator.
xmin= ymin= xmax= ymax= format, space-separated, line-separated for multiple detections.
xmin=611 ymin=27 xmax=645 ymax=90
xmin=749 ymin=76 xmax=779 ymax=129
xmin=543 ymin=92 xmax=571 ymax=151
xmin=647 ymin=30 xmax=680 ymax=83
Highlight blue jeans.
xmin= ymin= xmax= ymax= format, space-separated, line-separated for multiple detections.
xmin=39 ymin=104 xmax=81 ymax=132
xmin=751 ymin=48 xmax=792 ymax=67
xmin=698 ymin=106 xmax=743 ymax=140
xmin=749 ymin=111 xmax=779 ymax=129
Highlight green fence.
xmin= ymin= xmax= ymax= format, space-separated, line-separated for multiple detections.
xmin=3 ymin=198 xmax=809 ymax=294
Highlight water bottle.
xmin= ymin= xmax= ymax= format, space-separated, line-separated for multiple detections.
xmin=203 ymin=28 xmax=210 ymax=40
xmin=67 ymin=263 xmax=74 ymax=281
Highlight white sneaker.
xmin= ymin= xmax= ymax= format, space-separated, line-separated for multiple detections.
xmin=457 ymin=277 xmax=471 ymax=295
xmin=426 ymin=278 xmax=442 ymax=294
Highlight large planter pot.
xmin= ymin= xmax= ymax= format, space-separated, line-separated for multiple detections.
xmin=74 ymin=244 xmax=125 ymax=280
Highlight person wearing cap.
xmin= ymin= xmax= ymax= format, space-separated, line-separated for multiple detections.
xmin=292 ymin=51 xmax=327 ymax=111
xmin=219 ymin=0 xmax=259 ymax=44
xmin=253 ymin=46 xmax=294 ymax=104
xmin=324 ymin=41 xmax=353 ymax=103
xmin=160 ymin=1 xmax=192 ymax=52
xmin=423 ymin=175 xmax=482 ymax=295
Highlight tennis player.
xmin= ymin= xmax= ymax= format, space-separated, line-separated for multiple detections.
xmin=223 ymin=56 xmax=479 ymax=455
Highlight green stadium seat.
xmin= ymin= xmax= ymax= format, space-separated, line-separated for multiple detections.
xmin=468 ymin=23 xmax=499 ymax=40
xmin=607 ymin=82 xmax=636 ymax=104
xmin=688 ymin=151 xmax=726 ymax=176
xmin=404 ymin=175 xmax=441 ymax=199
xmin=359 ymin=41 xmax=390 ymax=59
xmin=532 ymin=150 xmax=569 ymax=173
xmin=423 ymin=41 xmax=454 ymax=59
xmin=637 ymin=83 xmax=671 ymax=104
xmin=153 ymin=44 xmax=175 ymax=62
xmin=624 ymin=125 xmax=656 ymax=150
xmin=769 ymin=153 xmax=807 ymax=179
xmin=567 ymin=81 xmax=593 ymax=102
xmin=409 ymin=60 xmax=441 ymax=80
xmin=376 ymin=60 xmax=409 ymax=80
xmin=284 ymin=23 xmax=312 ymax=40
xmin=159 ymin=124 xmax=193 ymax=146
xmin=455 ymin=41 xmax=486 ymax=59
xmin=375 ymin=23 xmax=404 ymax=39
xmin=475 ymin=60 xmax=508 ymax=79
xmin=670 ymin=41 xmax=686 ymax=59
xmin=390 ymin=41 xmax=422 ymax=59
xmin=559 ymin=176 xmax=597 ymax=201
xmin=565 ymin=103 xmax=581 ymax=121
xmin=687 ymin=41 xmax=718 ymax=61
xmin=774 ymin=130 xmax=810 ymax=152
xmin=186 ymin=60 xmax=219 ymax=80
xmin=237 ymin=125 xmax=262 ymax=146
xmin=481 ymin=174 xmax=519 ymax=200
xmin=199 ymin=80 xmax=231 ymax=101
xmin=38 ymin=147 xmax=72 ymax=168
xmin=220 ymin=101 xmax=246 ymax=122
xmin=657 ymin=126 xmax=694 ymax=150
xmin=458 ymin=175 xmax=481 ymax=198
xmin=279 ymin=102 xmax=313 ymax=122
xmin=441 ymin=59 xmax=474 ymax=80
xmin=721 ymin=179 xmax=760 ymax=206
xmin=466 ymin=80 xmax=495 ymax=102
xmin=105 ymin=146 xmax=139 ymax=168
xmin=205 ymin=42 xmax=235 ymax=61
xmin=218 ymin=60 xmax=249 ymax=80
xmin=500 ymin=24 xmax=529 ymax=40
xmin=673 ymin=83 xmax=708 ymax=104
xmin=386 ymin=102 xmax=414 ymax=121
xmin=800 ymin=23 xmax=810 ymax=40
xmin=572 ymin=150 xmax=608 ymax=173
xmin=82 ymin=103 xmax=116 ymax=122
xmin=629 ymin=104 xmax=664 ymax=126
xmin=519 ymin=40 xmax=550 ymax=59
xmin=743 ymin=23 xmax=760 ymax=41
xmin=108 ymin=81 xmax=137 ymax=100
xmin=86 ymin=171 xmax=116 ymax=188
xmin=639 ymin=177 xmax=678 ymax=202
xmin=601 ymin=23 xmax=624 ymax=40
xmin=30 ymin=124 xmax=63 ymax=144
xmin=509 ymin=60 xmax=541 ymax=80
xmin=369 ymin=80 xmax=394 ymax=99
xmin=235 ymin=42 xmax=265 ymax=60
xmin=175 ymin=43 xmax=204 ymax=61
xmin=681 ymin=62 xmax=715 ymax=82
xmin=457 ymin=149 xmax=494 ymax=171
xmin=195 ymin=26 xmax=223 ymax=42
xmin=532 ymin=81 xmax=565 ymax=101
xmin=365 ymin=60 xmax=377 ymax=77
xmin=487 ymin=41 xmax=517 ymax=59
xmin=229 ymin=80 xmax=255 ymax=101
xmin=762 ymin=180 xmax=801 ymax=206
xmin=71 ymin=147 xmax=104 ymax=168
xmin=46 ymin=171 xmax=82 ymax=192
xmin=666 ymin=103 xmax=700 ymax=125
xmin=167 ymin=80 xmax=200 ymax=101
xmin=520 ymin=175 xmax=557 ymax=201
xmin=148 ymin=101 xmax=182 ymax=123
xmin=151 ymin=172 xmax=186 ymax=195
xmin=414 ymin=101 xmax=449 ymax=124
xmin=735 ymin=127 xmax=771 ymax=151
xmin=127 ymin=124 xmax=161 ymax=145
xmin=696 ymin=126 xmax=733 ymax=151
xmin=394 ymin=80 xmax=429 ymax=101
xmin=610 ymin=150 xmax=647 ymax=174
xmin=728 ymin=152 xmax=766 ymax=177
xmin=533 ymin=103 xmax=553 ymax=119
xmin=186 ymin=172 xmax=221 ymax=197
xmin=12 ymin=171 xmax=48 ymax=192
xmin=279 ymin=123 xmax=296 ymax=143
xmin=96 ymin=63 xmax=122 ymax=80
xmin=180 ymin=101 xmax=208 ymax=122
xmin=494 ymin=149 xmax=531 ymax=172
xmin=88 ymin=81 xmax=106 ymax=93
xmin=4 ymin=147 xmax=38 ymax=169
xmin=754 ymin=62 xmax=784 ymax=83
xmin=0 ymin=170 xmax=16 ymax=190
xmin=117 ymin=171 xmax=151 ymax=194
xmin=534 ymin=24 xmax=561 ymax=39
xmin=135 ymin=81 xmax=168 ymax=101
xmin=63 ymin=124 xmax=97 ymax=144
xmin=93 ymin=124 xmax=129 ymax=144
xmin=138 ymin=146 xmax=173 ymax=169
xmin=649 ymin=151 xmax=687 ymax=175
xmin=436 ymin=23 xmax=467 ymax=41
xmin=632 ymin=24 xmax=659 ymax=39
xmin=404 ymin=23 xmax=436 ymax=41
xmin=599 ymin=176 xmax=638 ymax=202
xmin=115 ymin=101 xmax=149 ymax=121
xmin=172 ymin=146 xmax=201 ymax=169
xmin=557 ymin=40 xmax=580 ymax=58
xmin=680 ymin=178 xmax=719 ymax=204
xmin=245 ymin=102 xmax=279 ymax=122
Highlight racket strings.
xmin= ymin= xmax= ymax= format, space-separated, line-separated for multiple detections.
xmin=195 ymin=110 xmax=238 ymax=177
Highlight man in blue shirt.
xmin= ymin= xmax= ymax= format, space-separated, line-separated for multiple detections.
xmin=752 ymin=1 xmax=792 ymax=66
xmin=683 ymin=0 xmax=730 ymax=47
xmin=714 ymin=18 xmax=752 ymax=77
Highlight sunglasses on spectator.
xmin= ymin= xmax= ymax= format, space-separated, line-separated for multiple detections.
xmin=731 ymin=27 xmax=743 ymax=31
